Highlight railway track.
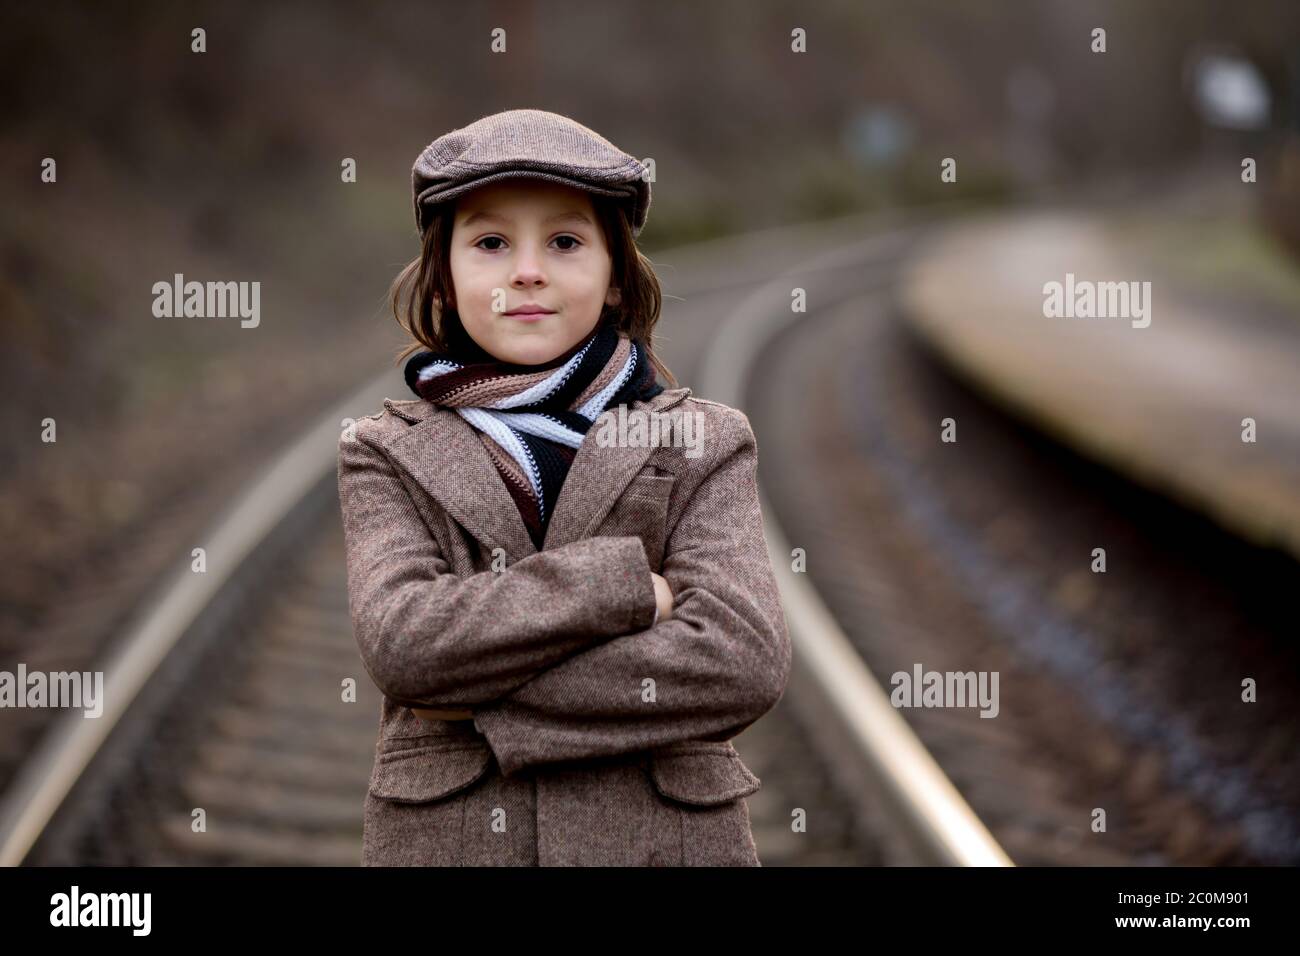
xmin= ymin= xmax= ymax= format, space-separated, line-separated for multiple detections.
xmin=748 ymin=274 xmax=1300 ymax=865
xmin=11 ymin=203 xmax=1279 ymax=868
xmin=3 ymin=214 xmax=927 ymax=866
xmin=14 ymin=450 xmax=878 ymax=866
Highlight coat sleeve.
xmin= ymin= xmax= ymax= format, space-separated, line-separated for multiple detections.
xmin=337 ymin=425 xmax=659 ymax=710
xmin=471 ymin=407 xmax=792 ymax=778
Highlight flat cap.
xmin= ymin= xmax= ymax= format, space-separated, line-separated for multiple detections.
xmin=411 ymin=109 xmax=651 ymax=238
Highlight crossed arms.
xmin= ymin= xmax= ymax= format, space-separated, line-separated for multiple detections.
xmin=336 ymin=407 xmax=791 ymax=777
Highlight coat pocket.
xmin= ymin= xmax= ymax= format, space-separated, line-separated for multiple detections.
xmin=368 ymin=739 xmax=494 ymax=803
xmin=602 ymin=473 xmax=675 ymax=572
xmin=362 ymin=738 xmax=495 ymax=866
xmin=647 ymin=740 xmax=762 ymax=806
xmin=644 ymin=741 xmax=762 ymax=866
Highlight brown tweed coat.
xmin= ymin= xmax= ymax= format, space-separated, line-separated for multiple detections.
xmin=336 ymin=384 xmax=791 ymax=866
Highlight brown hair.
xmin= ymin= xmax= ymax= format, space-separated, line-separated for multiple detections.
xmin=389 ymin=194 xmax=678 ymax=387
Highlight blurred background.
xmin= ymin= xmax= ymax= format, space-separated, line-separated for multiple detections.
xmin=1 ymin=0 xmax=1298 ymax=867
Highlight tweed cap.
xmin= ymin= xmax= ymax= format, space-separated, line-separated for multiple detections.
xmin=412 ymin=109 xmax=651 ymax=237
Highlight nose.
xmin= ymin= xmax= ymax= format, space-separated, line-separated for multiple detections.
xmin=509 ymin=242 xmax=547 ymax=289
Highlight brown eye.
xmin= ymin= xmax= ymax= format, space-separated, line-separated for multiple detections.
xmin=476 ymin=236 xmax=505 ymax=251
xmin=553 ymin=235 xmax=581 ymax=251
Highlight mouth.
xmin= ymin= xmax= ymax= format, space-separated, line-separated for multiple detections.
xmin=503 ymin=306 xmax=556 ymax=322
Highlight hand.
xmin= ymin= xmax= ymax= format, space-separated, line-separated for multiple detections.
xmin=650 ymin=571 xmax=674 ymax=623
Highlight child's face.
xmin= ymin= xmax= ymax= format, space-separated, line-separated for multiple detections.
xmin=448 ymin=180 xmax=620 ymax=366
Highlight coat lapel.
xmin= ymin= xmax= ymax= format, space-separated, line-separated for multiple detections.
xmin=382 ymin=386 xmax=692 ymax=562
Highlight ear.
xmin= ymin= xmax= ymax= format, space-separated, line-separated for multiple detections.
xmin=605 ymin=286 xmax=622 ymax=308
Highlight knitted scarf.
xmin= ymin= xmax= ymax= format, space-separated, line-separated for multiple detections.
xmin=404 ymin=315 xmax=665 ymax=550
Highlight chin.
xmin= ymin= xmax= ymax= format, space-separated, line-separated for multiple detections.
xmin=497 ymin=339 xmax=561 ymax=366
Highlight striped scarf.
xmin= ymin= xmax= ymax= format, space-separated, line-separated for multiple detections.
xmin=403 ymin=316 xmax=664 ymax=550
